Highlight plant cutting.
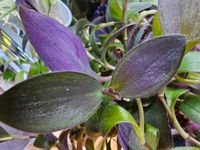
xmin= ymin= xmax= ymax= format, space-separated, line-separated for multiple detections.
xmin=0 ymin=0 xmax=200 ymax=149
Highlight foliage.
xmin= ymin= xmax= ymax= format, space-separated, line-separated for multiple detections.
xmin=0 ymin=0 xmax=200 ymax=149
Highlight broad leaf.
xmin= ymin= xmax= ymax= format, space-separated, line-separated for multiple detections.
xmin=165 ymin=87 xmax=188 ymax=113
xmin=19 ymin=6 xmax=96 ymax=77
xmin=100 ymin=105 xmax=142 ymax=143
xmin=143 ymin=97 xmax=173 ymax=149
xmin=178 ymin=52 xmax=200 ymax=73
xmin=0 ymin=72 xmax=103 ymax=133
xmin=158 ymin=0 xmax=200 ymax=51
xmin=110 ymin=35 xmax=186 ymax=98
xmin=179 ymin=95 xmax=200 ymax=124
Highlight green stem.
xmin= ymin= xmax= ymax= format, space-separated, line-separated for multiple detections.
xmin=159 ymin=92 xmax=200 ymax=147
xmin=0 ymin=135 xmax=36 ymax=142
xmin=122 ymin=0 xmax=128 ymax=50
xmin=136 ymin=98 xmax=144 ymax=134
xmin=176 ymin=75 xmax=200 ymax=84
xmin=101 ymin=23 xmax=136 ymax=70
xmin=137 ymin=10 xmax=157 ymax=22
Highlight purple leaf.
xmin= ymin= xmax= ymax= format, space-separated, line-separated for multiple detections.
xmin=110 ymin=35 xmax=186 ymax=98
xmin=19 ymin=6 xmax=96 ymax=77
xmin=118 ymin=123 xmax=143 ymax=150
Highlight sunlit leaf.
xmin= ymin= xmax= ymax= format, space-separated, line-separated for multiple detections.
xmin=0 ymin=72 xmax=103 ymax=133
xmin=110 ymin=35 xmax=186 ymax=98
xmin=178 ymin=52 xmax=200 ymax=73
xmin=179 ymin=95 xmax=200 ymax=124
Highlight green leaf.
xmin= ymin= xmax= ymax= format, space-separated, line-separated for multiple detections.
xmin=108 ymin=0 xmax=122 ymax=21
xmin=145 ymin=123 xmax=159 ymax=150
xmin=33 ymin=134 xmax=53 ymax=149
xmin=178 ymin=52 xmax=200 ymax=73
xmin=0 ymin=72 xmax=103 ymax=133
xmin=170 ymin=147 xmax=200 ymax=150
xmin=152 ymin=12 xmax=163 ymax=37
xmin=158 ymin=0 xmax=200 ymax=51
xmin=179 ymin=95 xmax=200 ymax=124
xmin=15 ymin=70 xmax=25 ymax=81
xmin=29 ymin=62 xmax=40 ymax=77
xmin=3 ymin=69 xmax=15 ymax=81
xmin=165 ymin=87 xmax=188 ymax=112
xmin=144 ymin=97 xmax=173 ymax=149
xmin=110 ymin=35 xmax=186 ymax=98
xmin=0 ymin=126 xmax=12 ymax=143
xmin=100 ymin=105 xmax=142 ymax=142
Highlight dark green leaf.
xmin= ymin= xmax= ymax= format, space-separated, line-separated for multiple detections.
xmin=158 ymin=0 xmax=200 ymax=51
xmin=110 ymin=35 xmax=186 ymax=98
xmin=33 ymin=134 xmax=53 ymax=149
xmin=144 ymin=97 xmax=173 ymax=149
xmin=178 ymin=52 xmax=200 ymax=73
xmin=0 ymin=72 xmax=103 ymax=133
xmin=179 ymin=95 xmax=200 ymax=124
xmin=145 ymin=123 xmax=159 ymax=150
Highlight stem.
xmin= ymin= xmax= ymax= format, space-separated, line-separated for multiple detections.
xmin=176 ymin=75 xmax=200 ymax=84
xmin=0 ymin=135 xmax=36 ymax=142
xmin=101 ymin=23 xmax=136 ymax=70
xmin=159 ymin=92 xmax=200 ymax=147
xmin=122 ymin=0 xmax=128 ymax=50
xmin=136 ymin=98 xmax=144 ymax=134
xmin=137 ymin=10 xmax=157 ymax=22
xmin=98 ymin=22 xmax=116 ymax=29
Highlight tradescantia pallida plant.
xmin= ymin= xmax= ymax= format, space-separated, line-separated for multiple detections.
xmin=0 ymin=0 xmax=200 ymax=149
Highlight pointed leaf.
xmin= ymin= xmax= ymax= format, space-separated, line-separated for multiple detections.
xmin=158 ymin=0 xmax=200 ymax=50
xmin=110 ymin=35 xmax=186 ymax=98
xmin=0 ymin=72 xmax=102 ymax=133
xmin=19 ymin=6 xmax=96 ymax=77
xmin=179 ymin=95 xmax=200 ymax=124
